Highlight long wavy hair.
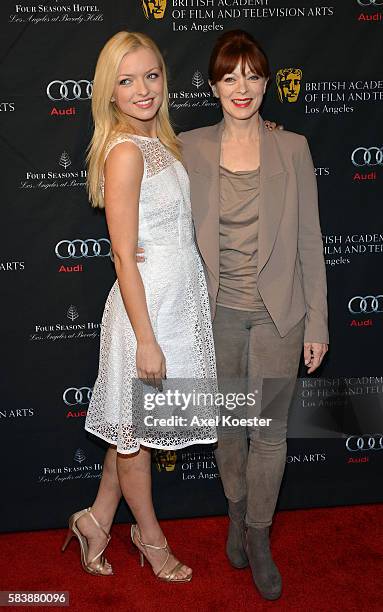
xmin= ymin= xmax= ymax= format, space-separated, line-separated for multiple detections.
xmin=87 ymin=31 xmax=180 ymax=208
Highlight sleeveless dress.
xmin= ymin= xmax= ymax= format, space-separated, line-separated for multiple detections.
xmin=85 ymin=134 xmax=218 ymax=454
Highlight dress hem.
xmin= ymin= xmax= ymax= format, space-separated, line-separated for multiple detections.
xmin=85 ymin=425 xmax=218 ymax=456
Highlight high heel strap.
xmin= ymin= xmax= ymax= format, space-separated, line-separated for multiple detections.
xmin=65 ymin=507 xmax=112 ymax=576
xmin=155 ymin=550 xmax=171 ymax=578
xmin=86 ymin=507 xmax=110 ymax=541
xmin=133 ymin=524 xmax=167 ymax=551
xmin=162 ymin=561 xmax=184 ymax=581
xmin=89 ymin=545 xmax=109 ymax=565
xmin=68 ymin=507 xmax=90 ymax=528
xmin=131 ymin=523 xmax=191 ymax=582
xmin=77 ymin=508 xmax=110 ymax=565
xmin=131 ymin=524 xmax=170 ymax=579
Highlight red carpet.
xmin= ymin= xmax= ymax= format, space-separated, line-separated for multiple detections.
xmin=1 ymin=505 xmax=382 ymax=612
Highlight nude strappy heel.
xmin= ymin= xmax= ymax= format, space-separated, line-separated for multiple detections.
xmin=130 ymin=524 xmax=192 ymax=583
xmin=61 ymin=507 xmax=113 ymax=576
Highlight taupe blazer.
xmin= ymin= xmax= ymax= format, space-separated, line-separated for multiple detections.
xmin=178 ymin=116 xmax=329 ymax=344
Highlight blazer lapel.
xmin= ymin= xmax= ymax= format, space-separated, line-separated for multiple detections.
xmin=190 ymin=117 xmax=287 ymax=287
xmin=257 ymin=117 xmax=287 ymax=277
xmin=191 ymin=120 xmax=224 ymax=285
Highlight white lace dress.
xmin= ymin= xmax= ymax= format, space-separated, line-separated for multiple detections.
xmin=85 ymin=134 xmax=218 ymax=454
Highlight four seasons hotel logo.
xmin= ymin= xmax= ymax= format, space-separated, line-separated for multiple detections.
xmin=141 ymin=0 xmax=167 ymax=20
xmin=276 ymin=68 xmax=303 ymax=103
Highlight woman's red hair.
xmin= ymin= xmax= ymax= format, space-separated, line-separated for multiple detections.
xmin=208 ymin=30 xmax=270 ymax=84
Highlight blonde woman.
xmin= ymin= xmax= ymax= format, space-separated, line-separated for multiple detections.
xmin=61 ymin=31 xmax=217 ymax=582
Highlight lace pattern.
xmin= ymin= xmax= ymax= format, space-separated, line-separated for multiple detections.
xmin=86 ymin=134 xmax=217 ymax=454
xmin=100 ymin=134 xmax=177 ymax=196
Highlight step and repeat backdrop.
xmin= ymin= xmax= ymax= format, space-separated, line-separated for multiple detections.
xmin=1 ymin=0 xmax=382 ymax=532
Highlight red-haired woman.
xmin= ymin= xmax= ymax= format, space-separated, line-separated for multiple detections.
xmin=178 ymin=30 xmax=328 ymax=600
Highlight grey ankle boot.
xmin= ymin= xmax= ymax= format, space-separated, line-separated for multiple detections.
xmin=246 ymin=526 xmax=282 ymax=600
xmin=226 ymin=499 xmax=248 ymax=569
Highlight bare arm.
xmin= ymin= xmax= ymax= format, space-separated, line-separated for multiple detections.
xmin=104 ymin=141 xmax=166 ymax=388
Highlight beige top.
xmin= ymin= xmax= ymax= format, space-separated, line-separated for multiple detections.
xmin=217 ymin=165 xmax=267 ymax=312
xmin=178 ymin=119 xmax=329 ymax=343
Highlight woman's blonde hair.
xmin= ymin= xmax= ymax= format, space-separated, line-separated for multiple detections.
xmin=86 ymin=31 xmax=180 ymax=208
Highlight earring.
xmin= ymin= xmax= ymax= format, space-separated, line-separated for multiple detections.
xmin=110 ymin=97 xmax=115 ymax=102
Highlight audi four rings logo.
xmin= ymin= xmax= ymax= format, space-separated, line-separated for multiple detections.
xmin=351 ymin=147 xmax=383 ymax=167
xmin=346 ymin=435 xmax=383 ymax=451
xmin=348 ymin=295 xmax=383 ymax=314
xmin=55 ymin=239 xmax=111 ymax=259
xmin=63 ymin=387 xmax=93 ymax=406
xmin=46 ymin=80 xmax=93 ymax=101
xmin=357 ymin=0 xmax=383 ymax=5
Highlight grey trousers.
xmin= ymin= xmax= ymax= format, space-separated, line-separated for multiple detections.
xmin=212 ymin=305 xmax=305 ymax=528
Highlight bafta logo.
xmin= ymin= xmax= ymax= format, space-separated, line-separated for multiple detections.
xmin=276 ymin=68 xmax=303 ymax=103
xmin=141 ymin=0 xmax=167 ymax=20
xmin=153 ymin=449 xmax=177 ymax=472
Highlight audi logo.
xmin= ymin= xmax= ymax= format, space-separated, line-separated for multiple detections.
xmin=348 ymin=295 xmax=383 ymax=314
xmin=46 ymin=80 xmax=93 ymax=101
xmin=357 ymin=0 xmax=383 ymax=5
xmin=351 ymin=147 xmax=383 ymax=167
xmin=346 ymin=434 xmax=383 ymax=451
xmin=55 ymin=239 xmax=111 ymax=259
xmin=63 ymin=387 xmax=93 ymax=406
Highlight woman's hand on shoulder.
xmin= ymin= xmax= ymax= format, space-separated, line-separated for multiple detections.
xmin=304 ymin=342 xmax=328 ymax=374
xmin=264 ymin=120 xmax=284 ymax=131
